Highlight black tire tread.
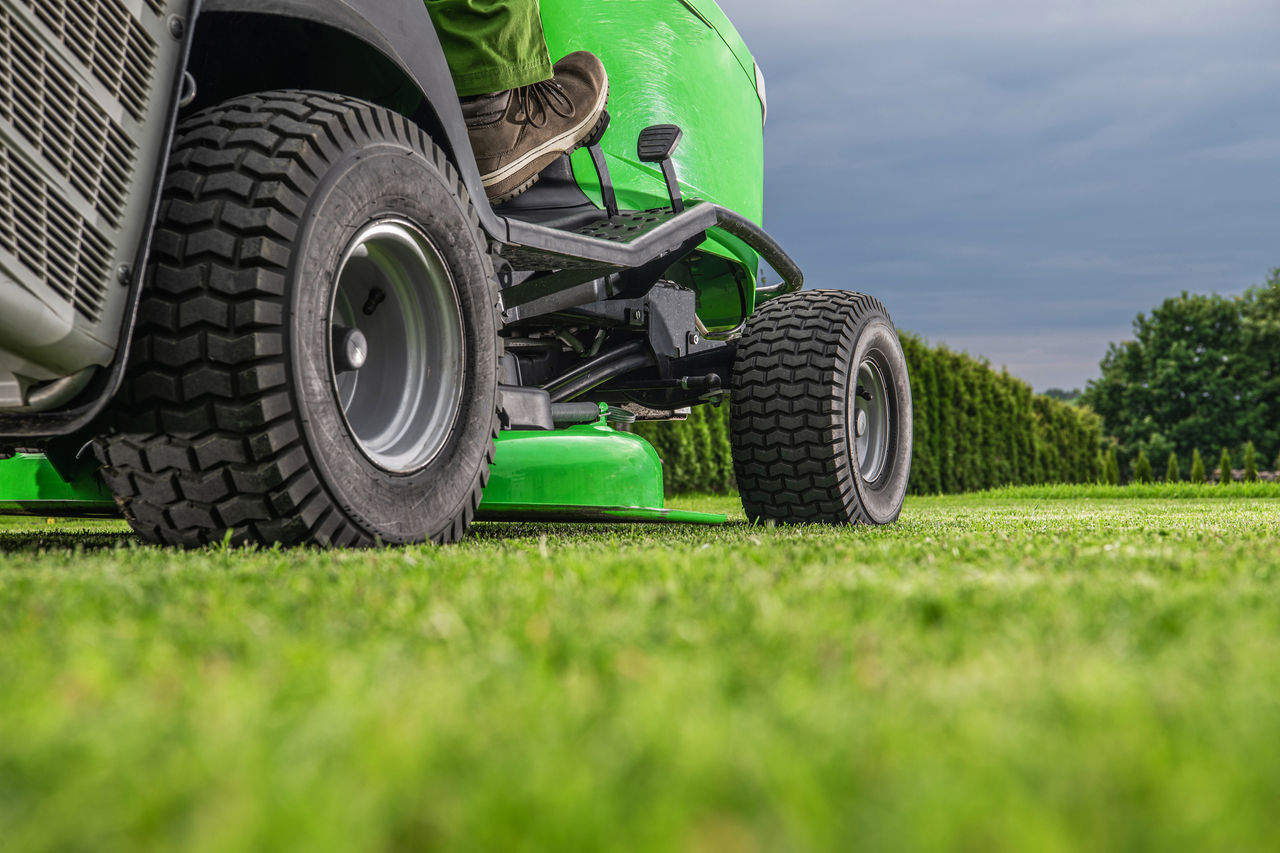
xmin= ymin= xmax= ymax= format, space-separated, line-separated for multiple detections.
xmin=730 ymin=289 xmax=892 ymax=525
xmin=96 ymin=91 xmax=498 ymax=547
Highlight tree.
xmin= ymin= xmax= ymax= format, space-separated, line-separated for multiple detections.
xmin=1083 ymin=270 xmax=1280 ymax=472
xmin=1243 ymin=441 xmax=1258 ymax=482
xmin=1165 ymin=452 xmax=1181 ymax=483
xmin=1104 ymin=446 xmax=1121 ymax=485
xmin=1190 ymin=449 xmax=1206 ymax=484
xmin=1219 ymin=447 xmax=1234 ymax=484
xmin=1132 ymin=448 xmax=1153 ymax=483
xmin=1142 ymin=433 xmax=1175 ymax=478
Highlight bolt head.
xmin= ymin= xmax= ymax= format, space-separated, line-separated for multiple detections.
xmin=344 ymin=330 xmax=368 ymax=370
xmin=332 ymin=326 xmax=369 ymax=373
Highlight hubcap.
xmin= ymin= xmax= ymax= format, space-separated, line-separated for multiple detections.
xmin=328 ymin=219 xmax=465 ymax=474
xmin=851 ymin=356 xmax=892 ymax=483
xmin=332 ymin=326 xmax=369 ymax=372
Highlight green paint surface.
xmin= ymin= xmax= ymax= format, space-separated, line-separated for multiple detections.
xmin=540 ymin=0 xmax=764 ymax=328
xmin=479 ymin=419 xmax=723 ymax=523
xmin=0 ymin=453 xmax=115 ymax=516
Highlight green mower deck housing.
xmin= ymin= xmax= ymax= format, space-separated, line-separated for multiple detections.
xmin=0 ymin=0 xmax=913 ymax=545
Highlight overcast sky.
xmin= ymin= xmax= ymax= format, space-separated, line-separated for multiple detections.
xmin=726 ymin=0 xmax=1280 ymax=390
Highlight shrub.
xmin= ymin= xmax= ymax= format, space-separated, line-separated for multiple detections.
xmin=634 ymin=404 xmax=732 ymax=495
xmin=1190 ymin=449 xmax=1206 ymax=484
xmin=1131 ymin=448 xmax=1153 ymax=483
xmin=1103 ymin=447 xmax=1120 ymax=485
xmin=1243 ymin=441 xmax=1258 ymax=482
xmin=1219 ymin=447 xmax=1234 ymax=484
xmin=1165 ymin=452 xmax=1181 ymax=483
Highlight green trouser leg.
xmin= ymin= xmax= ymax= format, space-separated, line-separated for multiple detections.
xmin=424 ymin=0 xmax=554 ymax=97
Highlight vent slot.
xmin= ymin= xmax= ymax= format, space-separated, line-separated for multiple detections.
xmin=145 ymin=0 xmax=166 ymax=16
xmin=0 ymin=147 xmax=114 ymax=322
xmin=0 ymin=9 xmax=138 ymax=228
xmin=17 ymin=0 xmax=159 ymax=123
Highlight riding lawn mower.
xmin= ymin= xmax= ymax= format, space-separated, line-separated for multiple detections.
xmin=0 ymin=0 xmax=912 ymax=546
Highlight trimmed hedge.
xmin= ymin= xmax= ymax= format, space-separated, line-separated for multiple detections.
xmin=634 ymin=332 xmax=1103 ymax=495
xmin=633 ymin=403 xmax=735 ymax=496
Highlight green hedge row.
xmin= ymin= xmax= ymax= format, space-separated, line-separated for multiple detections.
xmin=900 ymin=335 xmax=1101 ymax=494
xmin=634 ymin=333 xmax=1103 ymax=495
xmin=633 ymin=403 xmax=736 ymax=496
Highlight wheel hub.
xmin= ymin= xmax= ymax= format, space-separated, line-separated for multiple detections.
xmin=332 ymin=326 xmax=369 ymax=373
xmin=851 ymin=358 xmax=891 ymax=484
xmin=328 ymin=219 xmax=465 ymax=474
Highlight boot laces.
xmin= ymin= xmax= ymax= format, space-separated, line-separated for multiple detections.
xmin=513 ymin=79 xmax=576 ymax=128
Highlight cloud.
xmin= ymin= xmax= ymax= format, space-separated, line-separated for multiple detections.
xmin=916 ymin=329 xmax=1132 ymax=391
xmin=722 ymin=0 xmax=1280 ymax=390
xmin=729 ymin=0 xmax=1278 ymax=42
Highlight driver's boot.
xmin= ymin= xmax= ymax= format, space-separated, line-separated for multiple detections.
xmin=461 ymin=51 xmax=609 ymax=203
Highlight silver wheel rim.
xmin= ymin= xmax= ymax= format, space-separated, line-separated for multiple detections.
xmin=851 ymin=356 xmax=892 ymax=484
xmin=328 ymin=219 xmax=465 ymax=474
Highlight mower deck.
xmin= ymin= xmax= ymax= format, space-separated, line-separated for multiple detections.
xmin=0 ymin=453 xmax=118 ymax=518
xmin=477 ymin=421 xmax=725 ymax=525
xmin=0 ymin=421 xmax=726 ymax=528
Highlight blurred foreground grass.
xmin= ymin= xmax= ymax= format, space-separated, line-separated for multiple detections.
xmin=3 ymin=493 xmax=1280 ymax=851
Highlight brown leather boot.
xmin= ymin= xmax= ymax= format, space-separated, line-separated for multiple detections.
xmin=461 ymin=51 xmax=609 ymax=204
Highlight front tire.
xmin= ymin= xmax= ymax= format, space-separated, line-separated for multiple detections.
xmin=97 ymin=91 xmax=501 ymax=547
xmin=730 ymin=290 xmax=913 ymax=525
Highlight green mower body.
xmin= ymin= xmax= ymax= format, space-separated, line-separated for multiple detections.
xmin=544 ymin=0 xmax=767 ymax=330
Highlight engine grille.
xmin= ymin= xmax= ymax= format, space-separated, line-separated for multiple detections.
xmin=0 ymin=146 xmax=114 ymax=321
xmin=0 ymin=8 xmax=137 ymax=228
xmin=0 ymin=0 xmax=183 ymax=418
xmin=0 ymin=0 xmax=162 ymax=324
xmin=16 ymin=0 xmax=158 ymax=124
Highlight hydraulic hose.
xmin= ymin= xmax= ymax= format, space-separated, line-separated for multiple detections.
xmin=542 ymin=341 xmax=648 ymax=397
xmin=543 ymin=341 xmax=656 ymax=403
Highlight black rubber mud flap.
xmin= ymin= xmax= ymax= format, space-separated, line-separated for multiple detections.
xmin=730 ymin=290 xmax=913 ymax=525
xmin=96 ymin=91 xmax=501 ymax=547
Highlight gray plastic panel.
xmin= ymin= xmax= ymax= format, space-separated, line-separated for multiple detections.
xmin=0 ymin=0 xmax=191 ymax=409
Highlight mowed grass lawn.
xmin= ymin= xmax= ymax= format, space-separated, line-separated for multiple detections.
xmin=3 ymin=489 xmax=1280 ymax=851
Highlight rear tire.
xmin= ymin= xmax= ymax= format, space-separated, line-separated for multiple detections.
xmin=730 ymin=290 xmax=912 ymax=525
xmin=96 ymin=91 xmax=501 ymax=547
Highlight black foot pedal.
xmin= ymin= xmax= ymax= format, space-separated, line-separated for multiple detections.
xmin=637 ymin=124 xmax=685 ymax=213
xmin=584 ymin=110 xmax=618 ymax=218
